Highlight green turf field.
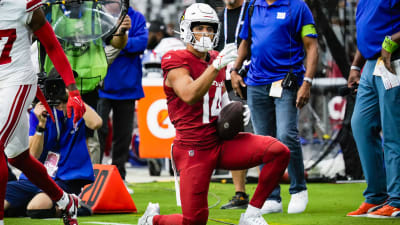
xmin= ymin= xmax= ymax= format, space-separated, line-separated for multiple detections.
xmin=4 ymin=182 xmax=400 ymax=225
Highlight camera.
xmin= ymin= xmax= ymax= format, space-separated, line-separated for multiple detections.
xmin=36 ymin=72 xmax=67 ymax=107
xmin=281 ymin=71 xmax=298 ymax=90
xmin=338 ymin=84 xmax=359 ymax=96
xmin=238 ymin=60 xmax=251 ymax=78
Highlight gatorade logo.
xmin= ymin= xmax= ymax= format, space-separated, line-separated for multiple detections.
xmin=157 ymin=109 xmax=169 ymax=129
xmin=328 ymin=96 xmax=346 ymax=120
xmin=147 ymin=99 xmax=175 ymax=139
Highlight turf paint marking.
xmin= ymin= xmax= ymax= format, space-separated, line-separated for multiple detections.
xmin=208 ymin=218 xmax=236 ymax=225
xmin=82 ymin=222 xmax=134 ymax=225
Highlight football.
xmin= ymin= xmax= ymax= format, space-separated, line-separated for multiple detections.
xmin=217 ymin=101 xmax=244 ymax=140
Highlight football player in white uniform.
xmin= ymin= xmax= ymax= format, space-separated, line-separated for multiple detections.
xmin=0 ymin=0 xmax=86 ymax=224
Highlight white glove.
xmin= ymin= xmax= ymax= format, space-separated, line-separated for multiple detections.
xmin=243 ymin=105 xmax=251 ymax=126
xmin=212 ymin=43 xmax=238 ymax=71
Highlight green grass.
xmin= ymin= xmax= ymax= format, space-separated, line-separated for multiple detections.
xmin=4 ymin=182 xmax=400 ymax=225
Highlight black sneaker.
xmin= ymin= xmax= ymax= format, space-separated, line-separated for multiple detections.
xmin=148 ymin=159 xmax=162 ymax=176
xmin=220 ymin=193 xmax=249 ymax=209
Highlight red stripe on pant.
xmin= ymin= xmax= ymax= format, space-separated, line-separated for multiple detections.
xmin=0 ymin=85 xmax=25 ymax=147
xmin=4 ymin=85 xmax=31 ymax=146
xmin=0 ymin=85 xmax=29 ymax=220
xmin=0 ymin=146 xmax=7 ymax=220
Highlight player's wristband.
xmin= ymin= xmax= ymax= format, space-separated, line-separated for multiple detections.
xmin=303 ymin=77 xmax=313 ymax=85
xmin=230 ymin=67 xmax=240 ymax=74
xmin=382 ymin=36 xmax=399 ymax=53
xmin=36 ymin=126 xmax=46 ymax=135
xmin=350 ymin=65 xmax=361 ymax=71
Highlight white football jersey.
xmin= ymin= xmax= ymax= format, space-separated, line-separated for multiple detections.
xmin=0 ymin=0 xmax=42 ymax=88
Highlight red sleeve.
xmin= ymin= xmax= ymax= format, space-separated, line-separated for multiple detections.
xmin=161 ymin=50 xmax=191 ymax=78
xmin=26 ymin=0 xmax=42 ymax=12
xmin=33 ymin=22 xmax=76 ymax=87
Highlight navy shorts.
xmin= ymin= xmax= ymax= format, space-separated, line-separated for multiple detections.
xmin=5 ymin=179 xmax=83 ymax=208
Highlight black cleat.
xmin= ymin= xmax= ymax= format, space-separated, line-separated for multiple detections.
xmin=221 ymin=193 xmax=249 ymax=209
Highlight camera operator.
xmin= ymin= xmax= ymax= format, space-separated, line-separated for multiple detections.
xmin=4 ymin=71 xmax=102 ymax=219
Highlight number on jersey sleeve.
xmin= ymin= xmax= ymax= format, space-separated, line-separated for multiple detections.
xmin=202 ymin=86 xmax=222 ymax=124
xmin=0 ymin=29 xmax=17 ymax=65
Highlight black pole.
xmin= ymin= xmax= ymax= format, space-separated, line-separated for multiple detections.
xmin=310 ymin=0 xmax=351 ymax=79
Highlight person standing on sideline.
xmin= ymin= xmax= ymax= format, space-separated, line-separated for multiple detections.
xmin=216 ymin=0 xmax=252 ymax=210
xmin=138 ymin=3 xmax=290 ymax=225
xmin=231 ymin=0 xmax=318 ymax=214
xmin=0 ymin=0 xmax=86 ymax=224
xmin=97 ymin=6 xmax=148 ymax=193
xmin=346 ymin=0 xmax=400 ymax=218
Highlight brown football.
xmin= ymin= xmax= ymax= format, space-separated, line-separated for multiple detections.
xmin=217 ymin=101 xmax=244 ymax=140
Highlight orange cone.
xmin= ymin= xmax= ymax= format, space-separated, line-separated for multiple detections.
xmin=80 ymin=164 xmax=137 ymax=213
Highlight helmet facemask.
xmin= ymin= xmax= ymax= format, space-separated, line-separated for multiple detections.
xmin=190 ymin=22 xmax=219 ymax=52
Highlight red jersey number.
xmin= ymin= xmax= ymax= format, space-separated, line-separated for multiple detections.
xmin=0 ymin=29 xmax=17 ymax=65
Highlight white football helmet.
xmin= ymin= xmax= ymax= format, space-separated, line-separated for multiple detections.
xmin=179 ymin=3 xmax=220 ymax=52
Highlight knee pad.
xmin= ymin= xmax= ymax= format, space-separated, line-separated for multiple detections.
xmin=26 ymin=205 xmax=56 ymax=219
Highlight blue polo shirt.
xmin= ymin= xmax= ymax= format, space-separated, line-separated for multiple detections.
xmin=356 ymin=0 xmax=400 ymax=59
xmin=240 ymin=0 xmax=317 ymax=85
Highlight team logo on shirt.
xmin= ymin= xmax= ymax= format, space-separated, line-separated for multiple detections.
xmin=277 ymin=12 xmax=286 ymax=19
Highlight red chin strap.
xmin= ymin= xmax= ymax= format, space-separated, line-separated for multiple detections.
xmin=35 ymin=87 xmax=55 ymax=122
